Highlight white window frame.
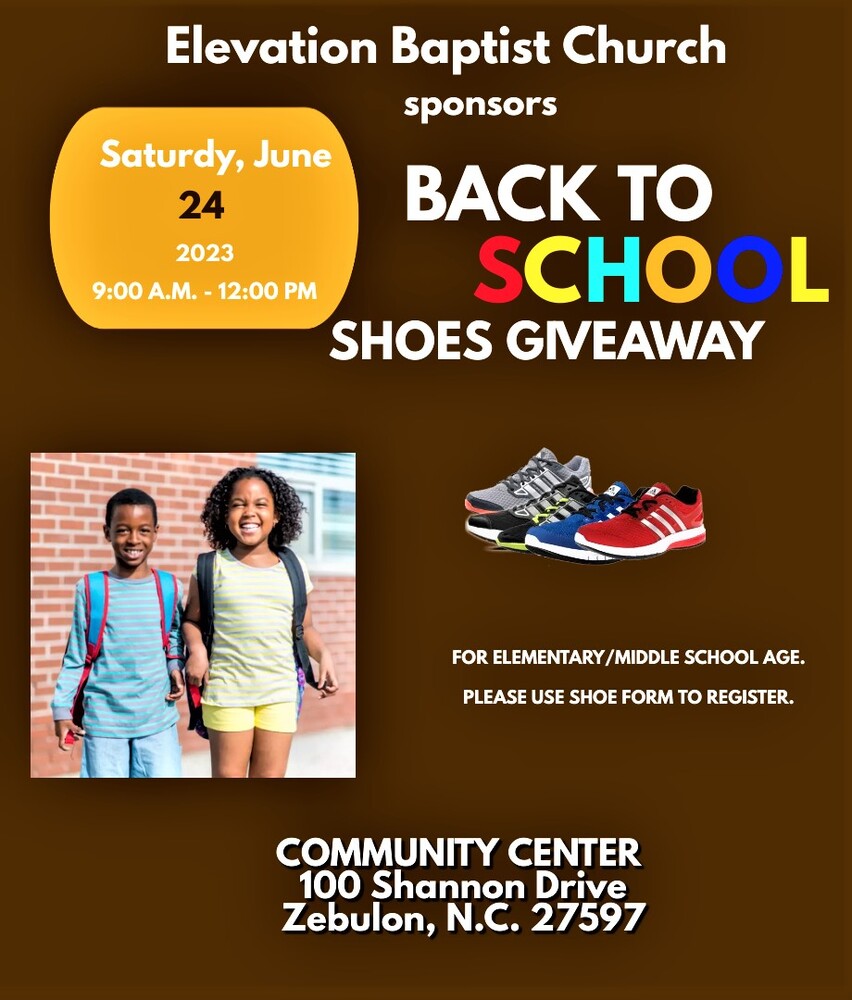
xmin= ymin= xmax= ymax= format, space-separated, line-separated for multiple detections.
xmin=288 ymin=472 xmax=356 ymax=576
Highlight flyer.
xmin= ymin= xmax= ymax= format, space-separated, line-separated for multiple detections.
xmin=15 ymin=1 xmax=850 ymax=998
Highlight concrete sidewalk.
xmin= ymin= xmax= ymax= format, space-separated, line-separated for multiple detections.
xmin=181 ymin=725 xmax=356 ymax=778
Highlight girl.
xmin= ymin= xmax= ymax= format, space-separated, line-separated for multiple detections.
xmin=183 ymin=467 xmax=338 ymax=778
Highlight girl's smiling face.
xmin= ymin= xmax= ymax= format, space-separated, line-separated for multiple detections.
xmin=227 ymin=476 xmax=277 ymax=550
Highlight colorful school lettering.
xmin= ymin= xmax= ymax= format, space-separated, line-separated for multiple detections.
xmin=474 ymin=235 xmax=828 ymax=304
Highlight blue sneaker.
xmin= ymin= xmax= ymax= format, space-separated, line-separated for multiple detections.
xmin=525 ymin=482 xmax=643 ymax=563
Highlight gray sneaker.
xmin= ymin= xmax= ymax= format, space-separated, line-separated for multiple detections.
xmin=465 ymin=449 xmax=592 ymax=513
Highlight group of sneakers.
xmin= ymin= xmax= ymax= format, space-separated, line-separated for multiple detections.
xmin=465 ymin=448 xmax=706 ymax=563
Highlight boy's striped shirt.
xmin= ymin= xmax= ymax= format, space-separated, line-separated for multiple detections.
xmin=52 ymin=573 xmax=184 ymax=739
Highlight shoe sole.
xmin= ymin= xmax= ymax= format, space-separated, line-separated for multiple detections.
xmin=495 ymin=540 xmax=529 ymax=552
xmin=466 ymin=523 xmax=501 ymax=542
xmin=525 ymin=536 xmax=620 ymax=563
xmin=577 ymin=526 xmax=706 ymax=559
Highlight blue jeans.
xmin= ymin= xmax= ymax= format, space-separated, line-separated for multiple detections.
xmin=80 ymin=723 xmax=182 ymax=778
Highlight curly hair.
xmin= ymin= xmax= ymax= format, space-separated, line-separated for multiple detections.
xmin=200 ymin=466 xmax=305 ymax=551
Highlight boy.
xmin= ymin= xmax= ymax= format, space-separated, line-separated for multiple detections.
xmin=52 ymin=488 xmax=185 ymax=777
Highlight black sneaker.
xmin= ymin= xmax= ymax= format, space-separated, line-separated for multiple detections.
xmin=467 ymin=477 xmax=594 ymax=544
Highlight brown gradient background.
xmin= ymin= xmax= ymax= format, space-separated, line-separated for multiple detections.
xmin=7 ymin=2 xmax=848 ymax=999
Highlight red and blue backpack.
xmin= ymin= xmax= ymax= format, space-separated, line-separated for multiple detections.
xmin=63 ymin=569 xmax=180 ymax=745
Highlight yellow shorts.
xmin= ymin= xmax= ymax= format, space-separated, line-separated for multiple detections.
xmin=201 ymin=702 xmax=298 ymax=734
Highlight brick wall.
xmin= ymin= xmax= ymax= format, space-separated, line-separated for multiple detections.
xmin=30 ymin=453 xmax=356 ymax=777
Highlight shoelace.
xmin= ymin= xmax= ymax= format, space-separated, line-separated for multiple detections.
xmin=578 ymin=493 xmax=627 ymax=520
xmin=500 ymin=455 xmax=552 ymax=489
xmin=626 ymin=494 xmax=666 ymax=519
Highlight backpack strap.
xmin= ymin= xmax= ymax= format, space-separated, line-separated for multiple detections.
xmin=279 ymin=548 xmax=306 ymax=630
xmin=187 ymin=552 xmax=216 ymax=738
xmin=278 ymin=548 xmax=318 ymax=695
xmin=152 ymin=569 xmax=180 ymax=660
xmin=196 ymin=552 xmax=216 ymax=655
xmin=70 ymin=571 xmax=109 ymax=730
xmin=85 ymin=571 xmax=109 ymax=663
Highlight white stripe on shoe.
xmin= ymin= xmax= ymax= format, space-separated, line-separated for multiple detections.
xmin=660 ymin=504 xmax=686 ymax=530
xmin=644 ymin=517 xmax=668 ymax=540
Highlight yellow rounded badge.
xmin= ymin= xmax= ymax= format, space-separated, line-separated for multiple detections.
xmin=51 ymin=107 xmax=358 ymax=329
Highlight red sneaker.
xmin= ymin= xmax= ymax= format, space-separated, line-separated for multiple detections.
xmin=575 ymin=483 xmax=705 ymax=559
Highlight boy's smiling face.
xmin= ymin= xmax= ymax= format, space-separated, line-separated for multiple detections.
xmin=104 ymin=503 xmax=158 ymax=576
